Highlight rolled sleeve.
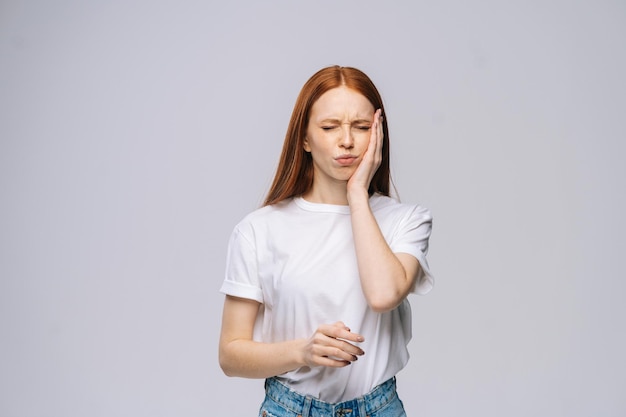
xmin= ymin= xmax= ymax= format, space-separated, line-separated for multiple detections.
xmin=391 ymin=205 xmax=434 ymax=295
xmin=220 ymin=225 xmax=264 ymax=303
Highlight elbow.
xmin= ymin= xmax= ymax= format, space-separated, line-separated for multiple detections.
xmin=218 ymin=347 xmax=237 ymax=377
xmin=366 ymin=293 xmax=403 ymax=313
xmin=365 ymin=272 xmax=413 ymax=313
xmin=220 ymin=366 xmax=237 ymax=378
xmin=368 ymin=301 xmax=400 ymax=314
xmin=219 ymin=361 xmax=233 ymax=377
xmin=218 ymin=357 xmax=230 ymax=377
xmin=219 ymin=361 xmax=240 ymax=378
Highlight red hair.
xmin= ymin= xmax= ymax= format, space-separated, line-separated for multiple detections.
xmin=263 ymin=66 xmax=391 ymax=206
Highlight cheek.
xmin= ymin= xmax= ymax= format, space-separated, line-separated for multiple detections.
xmin=354 ymin=132 xmax=371 ymax=146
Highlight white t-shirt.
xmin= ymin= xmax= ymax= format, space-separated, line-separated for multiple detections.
xmin=220 ymin=194 xmax=433 ymax=402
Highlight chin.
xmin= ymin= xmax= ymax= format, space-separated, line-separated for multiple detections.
xmin=335 ymin=168 xmax=356 ymax=179
xmin=333 ymin=173 xmax=354 ymax=182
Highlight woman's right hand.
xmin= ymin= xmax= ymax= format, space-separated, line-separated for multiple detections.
xmin=221 ymin=297 xmax=365 ymax=378
xmin=301 ymin=322 xmax=365 ymax=368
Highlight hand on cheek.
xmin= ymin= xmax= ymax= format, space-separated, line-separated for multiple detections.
xmin=347 ymin=109 xmax=383 ymax=197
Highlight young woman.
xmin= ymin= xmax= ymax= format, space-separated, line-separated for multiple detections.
xmin=219 ymin=65 xmax=433 ymax=417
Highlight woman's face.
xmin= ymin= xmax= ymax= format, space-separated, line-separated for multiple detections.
xmin=304 ymin=86 xmax=375 ymax=186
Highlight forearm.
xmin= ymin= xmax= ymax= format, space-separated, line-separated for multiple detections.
xmin=349 ymin=192 xmax=413 ymax=313
xmin=219 ymin=338 xmax=306 ymax=379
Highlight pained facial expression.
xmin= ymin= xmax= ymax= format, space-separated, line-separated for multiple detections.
xmin=304 ymin=86 xmax=376 ymax=185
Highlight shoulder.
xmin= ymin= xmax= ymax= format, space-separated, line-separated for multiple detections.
xmin=231 ymin=198 xmax=296 ymax=236
xmin=371 ymin=194 xmax=432 ymax=222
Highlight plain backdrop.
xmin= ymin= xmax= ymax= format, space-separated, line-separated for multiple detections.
xmin=1 ymin=1 xmax=625 ymax=416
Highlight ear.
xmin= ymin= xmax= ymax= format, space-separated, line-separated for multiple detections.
xmin=303 ymin=137 xmax=311 ymax=152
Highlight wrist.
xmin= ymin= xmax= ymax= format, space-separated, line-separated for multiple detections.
xmin=293 ymin=338 xmax=308 ymax=368
xmin=346 ymin=187 xmax=369 ymax=206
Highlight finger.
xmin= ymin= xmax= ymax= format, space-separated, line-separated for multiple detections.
xmin=363 ymin=110 xmax=381 ymax=166
xmin=309 ymin=334 xmax=360 ymax=359
xmin=314 ymin=343 xmax=362 ymax=363
xmin=335 ymin=338 xmax=365 ymax=356
xmin=312 ymin=356 xmax=352 ymax=368
xmin=315 ymin=332 xmax=365 ymax=357
xmin=325 ymin=323 xmax=365 ymax=343
xmin=375 ymin=109 xmax=384 ymax=162
xmin=369 ymin=111 xmax=380 ymax=157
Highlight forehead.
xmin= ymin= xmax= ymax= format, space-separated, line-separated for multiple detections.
xmin=310 ymin=86 xmax=375 ymax=119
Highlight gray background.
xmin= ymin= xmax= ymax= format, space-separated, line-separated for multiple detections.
xmin=1 ymin=1 xmax=625 ymax=416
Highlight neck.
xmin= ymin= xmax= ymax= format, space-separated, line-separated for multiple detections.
xmin=302 ymin=182 xmax=349 ymax=205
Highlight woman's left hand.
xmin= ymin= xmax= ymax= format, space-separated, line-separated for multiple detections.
xmin=347 ymin=108 xmax=383 ymax=198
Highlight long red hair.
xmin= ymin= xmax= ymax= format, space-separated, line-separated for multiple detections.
xmin=263 ymin=65 xmax=391 ymax=206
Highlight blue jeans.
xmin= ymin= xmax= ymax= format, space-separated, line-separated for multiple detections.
xmin=259 ymin=377 xmax=407 ymax=417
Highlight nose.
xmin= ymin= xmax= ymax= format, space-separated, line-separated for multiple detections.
xmin=339 ymin=124 xmax=354 ymax=149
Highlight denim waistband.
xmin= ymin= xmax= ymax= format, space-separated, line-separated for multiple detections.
xmin=264 ymin=376 xmax=398 ymax=417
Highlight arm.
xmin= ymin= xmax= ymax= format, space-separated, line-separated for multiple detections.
xmin=218 ymin=295 xmax=365 ymax=378
xmin=347 ymin=109 xmax=422 ymax=313
xmin=349 ymin=201 xmax=421 ymax=313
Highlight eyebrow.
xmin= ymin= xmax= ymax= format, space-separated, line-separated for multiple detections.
xmin=318 ymin=118 xmax=372 ymax=124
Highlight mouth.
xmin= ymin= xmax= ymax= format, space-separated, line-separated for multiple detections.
xmin=335 ymin=155 xmax=358 ymax=166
